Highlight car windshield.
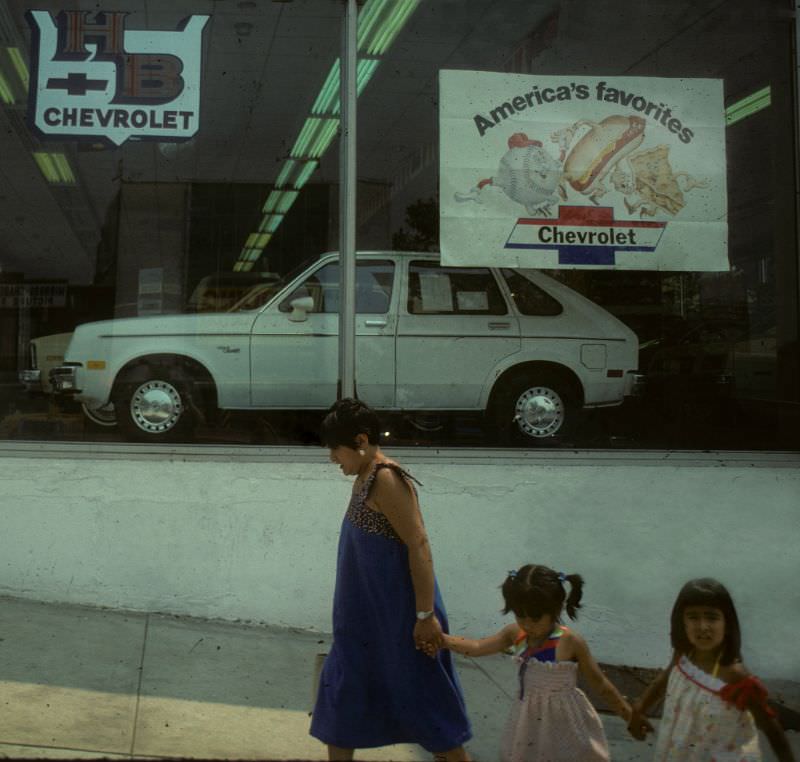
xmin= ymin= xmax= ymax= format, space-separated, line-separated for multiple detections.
xmin=227 ymin=257 xmax=319 ymax=312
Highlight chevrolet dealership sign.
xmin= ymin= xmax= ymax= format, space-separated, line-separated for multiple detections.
xmin=26 ymin=10 xmax=209 ymax=145
xmin=440 ymin=71 xmax=729 ymax=271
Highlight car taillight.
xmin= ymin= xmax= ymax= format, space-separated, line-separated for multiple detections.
xmin=606 ymin=369 xmax=623 ymax=377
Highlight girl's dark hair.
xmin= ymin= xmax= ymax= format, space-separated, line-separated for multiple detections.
xmin=502 ymin=564 xmax=584 ymax=622
xmin=670 ymin=578 xmax=741 ymax=665
xmin=320 ymin=397 xmax=381 ymax=449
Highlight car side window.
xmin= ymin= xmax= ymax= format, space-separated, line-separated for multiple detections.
xmin=279 ymin=260 xmax=394 ymax=314
xmin=407 ymin=262 xmax=507 ymax=315
xmin=501 ymin=269 xmax=563 ymax=316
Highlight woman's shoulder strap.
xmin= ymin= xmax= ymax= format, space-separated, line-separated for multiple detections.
xmin=372 ymin=461 xmax=423 ymax=487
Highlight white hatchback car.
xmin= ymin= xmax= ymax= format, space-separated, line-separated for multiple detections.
xmin=51 ymin=252 xmax=639 ymax=443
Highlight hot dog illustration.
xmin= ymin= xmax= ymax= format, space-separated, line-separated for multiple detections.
xmin=552 ymin=115 xmax=646 ymax=203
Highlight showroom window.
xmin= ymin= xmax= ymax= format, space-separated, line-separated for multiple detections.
xmin=0 ymin=0 xmax=797 ymax=449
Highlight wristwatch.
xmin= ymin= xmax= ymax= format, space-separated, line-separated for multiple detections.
xmin=416 ymin=610 xmax=434 ymax=620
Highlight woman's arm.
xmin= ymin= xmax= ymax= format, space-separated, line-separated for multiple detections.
xmin=370 ymin=467 xmax=440 ymax=651
xmin=441 ymin=623 xmax=520 ymax=657
xmin=568 ymin=631 xmax=632 ymax=722
xmin=627 ymin=653 xmax=677 ymax=740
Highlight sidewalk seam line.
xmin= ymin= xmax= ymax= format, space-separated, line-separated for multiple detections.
xmin=129 ymin=612 xmax=150 ymax=757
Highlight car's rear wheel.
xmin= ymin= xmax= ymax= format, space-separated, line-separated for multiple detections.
xmin=491 ymin=370 xmax=579 ymax=445
xmin=112 ymin=365 xmax=196 ymax=442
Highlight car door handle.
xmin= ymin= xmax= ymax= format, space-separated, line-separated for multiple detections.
xmin=364 ymin=319 xmax=388 ymax=327
xmin=488 ymin=321 xmax=511 ymax=330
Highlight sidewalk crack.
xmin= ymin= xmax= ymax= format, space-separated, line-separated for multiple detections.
xmin=129 ymin=612 xmax=150 ymax=756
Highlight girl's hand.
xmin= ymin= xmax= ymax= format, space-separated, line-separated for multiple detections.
xmin=627 ymin=707 xmax=654 ymax=740
xmin=414 ymin=615 xmax=443 ymax=658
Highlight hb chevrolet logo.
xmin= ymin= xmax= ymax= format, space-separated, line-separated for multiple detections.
xmin=26 ymin=10 xmax=209 ymax=145
xmin=505 ymin=206 xmax=666 ymax=266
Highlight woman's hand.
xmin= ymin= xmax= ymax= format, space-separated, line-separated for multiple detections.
xmin=414 ymin=615 xmax=443 ymax=658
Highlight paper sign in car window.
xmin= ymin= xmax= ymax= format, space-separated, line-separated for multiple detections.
xmin=419 ymin=272 xmax=453 ymax=312
xmin=456 ymin=291 xmax=489 ymax=311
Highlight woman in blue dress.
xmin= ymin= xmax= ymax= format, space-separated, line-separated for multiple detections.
xmin=310 ymin=398 xmax=472 ymax=761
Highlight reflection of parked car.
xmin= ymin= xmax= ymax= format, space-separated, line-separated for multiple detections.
xmin=186 ymin=271 xmax=280 ymax=313
xmin=51 ymin=252 xmax=639 ymax=443
xmin=642 ymin=320 xmax=785 ymax=420
xmin=19 ymin=332 xmax=72 ymax=394
xmin=19 ymin=331 xmax=117 ymax=426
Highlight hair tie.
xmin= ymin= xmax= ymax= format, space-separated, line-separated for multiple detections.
xmin=507 ymin=569 xmax=518 ymax=580
xmin=558 ymin=572 xmax=567 ymax=583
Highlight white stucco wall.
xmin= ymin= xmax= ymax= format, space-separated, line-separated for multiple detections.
xmin=0 ymin=443 xmax=798 ymax=679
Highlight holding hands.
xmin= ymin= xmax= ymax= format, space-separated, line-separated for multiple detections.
xmin=414 ymin=614 xmax=444 ymax=657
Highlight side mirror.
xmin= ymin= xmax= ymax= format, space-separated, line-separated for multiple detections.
xmin=288 ymin=295 xmax=314 ymax=322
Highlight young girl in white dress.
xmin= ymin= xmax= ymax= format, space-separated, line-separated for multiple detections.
xmin=435 ymin=564 xmax=631 ymax=762
xmin=628 ymin=577 xmax=795 ymax=761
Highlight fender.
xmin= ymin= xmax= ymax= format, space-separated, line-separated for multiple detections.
xmin=479 ymin=350 xmax=591 ymax=410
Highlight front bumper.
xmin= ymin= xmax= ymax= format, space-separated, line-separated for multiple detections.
xmin=50 ymin=365 xmax=81 ymax=394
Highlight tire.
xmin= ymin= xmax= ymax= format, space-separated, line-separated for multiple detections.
xmin=491 ymin=371 xmax=579 ymax=445
xmin=81 ymin=401 xmax=117 ymax=428
xmin=112 ymin=365 xmax=196 ymax=442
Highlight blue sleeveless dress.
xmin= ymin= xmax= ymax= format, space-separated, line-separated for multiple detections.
xmin=310 ymin=462 xmax=472 ymax=753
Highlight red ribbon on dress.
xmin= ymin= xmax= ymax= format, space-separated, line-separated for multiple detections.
xmin=720 ymin=675 xmax=776 ymax=717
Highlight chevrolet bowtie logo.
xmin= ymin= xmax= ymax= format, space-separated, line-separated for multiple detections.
xmin=47 ymin=72 xmax=107 ymax=95
xmin=505 ymin=205 xmax=666 ymax=265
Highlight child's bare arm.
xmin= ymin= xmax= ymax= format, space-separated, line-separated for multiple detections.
xmin=569 ymin=632 xmax=632 ymax=721
xmin=723 ymin=665 xmax=796 ymax=762
xmin=627 ymin=654 xmax=676 ymax=740
xmin=441 ymin=623 xmax=519 ymax=657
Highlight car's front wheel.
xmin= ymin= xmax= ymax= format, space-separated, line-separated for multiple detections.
xmin=112 ymin=366 xmax=196 ymax=442
xmin=491 ymin=371 xmax=580 ymax=445
xmin=81 ymin=401 xmax=117 ymax=428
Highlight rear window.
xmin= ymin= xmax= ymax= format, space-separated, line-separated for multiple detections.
xmin=501 ymin=269 xmax=563 ymax=316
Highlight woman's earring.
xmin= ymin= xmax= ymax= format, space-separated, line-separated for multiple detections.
xmin=358 ymin=449 xmax=365 ymax=456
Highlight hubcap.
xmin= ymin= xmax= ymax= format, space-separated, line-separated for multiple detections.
xmin=513 ymin=386 xmax=564 ymax=438
xmin=130 ymin=380 xmax=183 ymax=433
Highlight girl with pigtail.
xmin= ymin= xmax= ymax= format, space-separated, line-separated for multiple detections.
xmin=433 ymin=564 xmax=631 ymax=762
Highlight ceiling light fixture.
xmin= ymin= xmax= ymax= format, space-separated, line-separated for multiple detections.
xmin=32 ymin=151 xmax=76 ymax=184
xmin=236 ymin=0 xmax=420 ymax=269
xmin=7 ymin=48 xmax=29 ymax=90
xmin=725 ymin=86 xmax=770 ymax=126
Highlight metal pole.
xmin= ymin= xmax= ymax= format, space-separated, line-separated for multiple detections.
xmin=338 ymin=0 xmax=357 ymax=399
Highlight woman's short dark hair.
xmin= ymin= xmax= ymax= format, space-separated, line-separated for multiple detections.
xmin=670 ymin=577 xmax=742 ymax=665
xmin=501 ymin=564 xmax=584 ymax=622
xmin=320 ymin=398 xmax=381 ymax=449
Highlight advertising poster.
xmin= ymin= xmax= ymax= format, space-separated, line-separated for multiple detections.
xmin=440 ymin=71 xmax=728 ymax=271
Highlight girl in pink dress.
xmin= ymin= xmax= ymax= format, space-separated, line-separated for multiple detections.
xmin=628 ymin=578 xmax=795 ymax=761
xmin=436 ymin=564 xmax=632 ymax=762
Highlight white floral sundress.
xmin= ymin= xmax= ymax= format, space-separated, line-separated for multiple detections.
xmin=654 ymin=654 xmax=762 ymax=761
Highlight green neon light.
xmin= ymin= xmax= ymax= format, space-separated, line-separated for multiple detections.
xmin=239 ymin=248 xmax=261 ymax=262
xmin=263 ymin=214 xmax=284 ymax=233
xmin=294 ymin=160 xmax=318 ymax=190
xmin=0 ymin=72 xmax=14 ymax=104
xmin=368 ymin=0 xmax=418 ymax=55
xmin=7 ymin=48 xmax=29 ymax=90
xmin=246 ymin=233 xmax=271 ymax=250
xmin=51 ymin=153 xmax=76 ymax=183
xmin=291 ymin=118 xmax=323 ymax=158
xmin=33 ymin=152 xmax=60 ymax=183
xmin=237 ymin=260 xmax=254 ymax=272
xmin=308 ymin=118 xmax=339 ymax=158
xmin=262 ymin=190 xmax=282 ymax=213
xmin=725 ymin=86 xmax=771 ymax=126
xmin=357 ymin=0 xmax=387 ymax=52
xmin=357 ymin=58 xmax=379 ymax=95
xmin=274 ymin=159 xmax=296 ymax=188
xmin=276 ymin=190 xmax=298 ymax=214
xmin=312 ymin=61 xmax=340 ymax=115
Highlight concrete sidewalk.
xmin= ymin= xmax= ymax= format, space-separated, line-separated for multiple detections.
xmin=0 ymin=597 xmax=796 ymax=761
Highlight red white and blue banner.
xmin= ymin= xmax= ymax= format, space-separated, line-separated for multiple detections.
xmin=439 ymin=71 xmax=728 ymax=270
